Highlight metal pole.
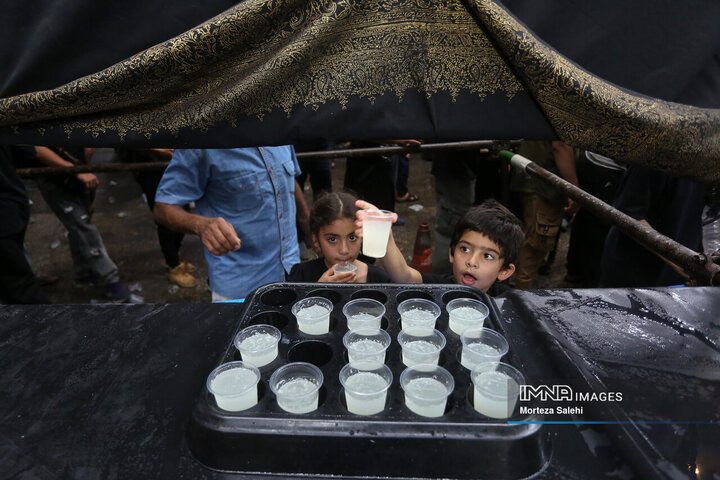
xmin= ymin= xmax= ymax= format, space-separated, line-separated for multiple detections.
xmin=17 ymin=140 xmax=519 ymax=177
xmin=500 ymin=150 xmax=720 ymax=286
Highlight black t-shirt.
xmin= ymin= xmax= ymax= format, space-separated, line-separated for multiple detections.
xmin=421 ymin=272 xmax=511 ymax=297
xmin=287 ymin=258 xmax=392 ymax=283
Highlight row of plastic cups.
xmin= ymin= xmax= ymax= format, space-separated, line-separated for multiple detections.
xmin=290 ymin=296 xmax=490 ymax=336
xmin=207 ymin=359 xmax=525 ymax=419
xmin=344 ymin=326 xmax=508 ymax=371
xmin=398 ymin=297 xmax=489 ymax=335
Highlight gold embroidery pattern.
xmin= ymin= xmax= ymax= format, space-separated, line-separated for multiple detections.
xmin=0 ymin=0 xmax=523 ymax=139
xmin=466 ymin=0 xmax=720 ymax=183
xmin=0 ymin=0 xmax=718 ymax=183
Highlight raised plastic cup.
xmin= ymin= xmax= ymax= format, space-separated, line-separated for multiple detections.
xmin=400 ymin=364 xmax=454 ymax=418
xmin=397 ymin=298 xmax=441 ymax=334
xmin=269 ymin=362 xmax=323 ymax=414
xmin=460 ymin=327 xmax=509 ymax=370
xmin=362 ymin=209 xmax=395 ymax=258
xmin=292 ymin=296 xmax=333 ymax=335
xmin=446 ymin=298 xmax=489 ymax=335
xmin=206 ymin=361 xmax=261 ymax=412
xmin=342 ymin=298 xmax=386 ymax=331
xmin=471 ymin=362 xmax=525 ymax=419
xmin=343 ymin=328 xmax=391 ymax=366
xmin=398 ymin=328 xmax=446 ymax=367
xmin=332 ymin=261 xmax=358 ymax=275
xmin=340 ymin=362 xmax=393 ymax=415
xmin=234 ymin=324 xmax=281 ymax=367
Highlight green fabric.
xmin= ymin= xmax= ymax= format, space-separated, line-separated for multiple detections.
xmin=510 ymin=141 xmax=567 ymax=205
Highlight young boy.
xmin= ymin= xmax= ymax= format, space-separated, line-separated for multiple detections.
xmin=355 ymin=199 xmax=524 ymax=296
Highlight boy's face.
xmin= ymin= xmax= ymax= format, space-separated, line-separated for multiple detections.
xmin=313 ymin=218 xmax=361 ymax=269
xmin=449 ymin=230 xmax=515 ymax=292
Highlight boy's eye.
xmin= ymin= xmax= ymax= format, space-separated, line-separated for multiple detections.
xmin=349 ymin=234 xmax=358 ymax=241
xmin=483 ymin=253 xmax=495 ymax=261
xmin=327 ymin=236 xmax=337 ymax=243
xmin=459 ymin=246 xmax=470 ymax=253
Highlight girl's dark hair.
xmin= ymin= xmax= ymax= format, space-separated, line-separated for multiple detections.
xmin=449 ymin=199 xmax=524 ymax=269
xmin=309 ymin=191 xmax=359 ymax=236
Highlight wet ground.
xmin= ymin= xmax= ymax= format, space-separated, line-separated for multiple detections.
xmin=24 ymin=149 xmax=573 ymax=304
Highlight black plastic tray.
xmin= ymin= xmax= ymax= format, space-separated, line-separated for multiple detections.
xmin=188 ymin=282 xmax=551 ymax=479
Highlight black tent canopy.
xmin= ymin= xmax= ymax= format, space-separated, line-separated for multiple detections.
xmin=0 ymin=0 xmax=719 ymax=182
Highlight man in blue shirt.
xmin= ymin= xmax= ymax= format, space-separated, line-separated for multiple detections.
xmin=154 ymin=147 xmax=301 ymax=301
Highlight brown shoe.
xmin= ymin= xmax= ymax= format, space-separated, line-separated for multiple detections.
xmin=179 ymin=260 xmax=196 ymax=273
xmin=169 ymin=264 xmax=197 ymax=288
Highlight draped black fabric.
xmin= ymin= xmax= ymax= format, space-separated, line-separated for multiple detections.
xmin=0 ymin=0 xmax=718 ymax=182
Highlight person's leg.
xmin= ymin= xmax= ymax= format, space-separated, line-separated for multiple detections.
xmin=308 ymin=158 xmax=332 ymax=200
xmin=395 ymin=154 xmax=409 ymax=198
xmin=432 ymin=175 xmax=476 ymax=275
xmin=514 ymin=194 xmax=564 ymax=289
xmin=37 ymin=180 xmax=120 ymax=286
xmin=0 ymin=230 xmax=50 ymax=304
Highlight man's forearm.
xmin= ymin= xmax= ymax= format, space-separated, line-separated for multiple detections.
xmin=154 ymin=202 xmax=208 ymax=235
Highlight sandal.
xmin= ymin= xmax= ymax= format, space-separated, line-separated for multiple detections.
xmin=396 ymin=192 xmax=419 ymax=203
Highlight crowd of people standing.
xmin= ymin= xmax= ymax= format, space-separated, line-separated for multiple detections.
xmin=1 ymin=142 xmax=715 ymax=305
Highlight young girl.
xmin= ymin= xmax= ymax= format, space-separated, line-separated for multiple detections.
xmin=287 ymin=192 xmax=391 ymax=283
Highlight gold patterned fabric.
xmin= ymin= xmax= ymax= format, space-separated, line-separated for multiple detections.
xmin=0 ymin=0 xmax=718 ymax=182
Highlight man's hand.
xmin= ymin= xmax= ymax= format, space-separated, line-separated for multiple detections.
xmin=76 ymin=173 xmax=99 ymax=190
xmin=564 ymin=198 xmax=580 ymax=215
xmin=197 ymin=217 xmax=241 ymax=256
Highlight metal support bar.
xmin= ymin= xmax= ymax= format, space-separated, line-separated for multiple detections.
xmin=500 ymin=150 xmax=720 ymax=286
xmin=17 ymin=140 xmax=520 ymax=177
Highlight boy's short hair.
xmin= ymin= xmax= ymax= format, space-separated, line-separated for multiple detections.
xmin=449 ymin=199 xmax=524 ymax=269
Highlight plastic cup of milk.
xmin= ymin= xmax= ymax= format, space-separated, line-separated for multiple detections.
xmin=460 ymin=327 xmax=508 ymax=370
xmin=332 ymin=261 xmax=358 ymax=275
xmin=471 ymin=362 xmax=524 ymax=419
xmin=398 ymin=328 xmax=446 ymax=367
xmin=397 ymin=298 xmax=441 ymax=334
xmin=343 ymin=328 xmax=391 ymax=366
xmin=446 ymin=298 xmax=489 ymax=335
xmin=400 ymin=364 xmax=454 ymax=418
xmin=269 ymin=362 xmax=323 ymax=414
xmin=361 ymin=209 xmax=395 ymax=258
xmin=206 ymin=361 xmax=261 ymax=412
xmin=292 ymin=297 xmax=333 ymax=335
xmin=234 ymin=324 xmax=281 ymax=367
xmin=342 ymin=298 xmax=386 ymax=331
xmin=340 ymin=362 xmax=393 ymax=415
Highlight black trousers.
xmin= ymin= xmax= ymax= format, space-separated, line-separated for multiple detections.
xmin=0 ymin=228 xmax=49 ymax=304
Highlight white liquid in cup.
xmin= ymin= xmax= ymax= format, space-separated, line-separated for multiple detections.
xmin=448 ymin=306 xmax=486 ymax=335
xmin=295 ymin=304 xmax=331 ymax=335
xmin=461 ymin=343 xmax=501 ymax=370
xmin=401 ymin=340 xmax=440 ymax=367
xmin=347 ymin=312 xmax=382 ymax=331
xmin=333 ymin=261 xmax=358 ymax=274
xmin=343 ymin=371 xmax=389 ymax=415
xmin=362 ymin=216 xmax=393 ymax=258
xmin=400 ymin=308 xmax=438 ymax=333
xmin=276 ymin=377 xmax=320 ymax=414
xmin=347 ymin=338 xmax=387 ymax=365
xmin=210 ymin=367 xmax=259 ymax=412
xmin=473 ymin=370 xmax=520 ymax=419
xmin=239 ymin=332 xmax=279 ymax=367
xmin=403 ymin=377 xmax=448 ymax=418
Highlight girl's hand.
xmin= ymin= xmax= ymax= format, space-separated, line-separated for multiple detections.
xmin=354 ymin=200 xmax=399 ymax=239
xmin=353 ymin=261 xmax=369 ymax=283
xmin=319 ymin=267 xmax=356 ymax=283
